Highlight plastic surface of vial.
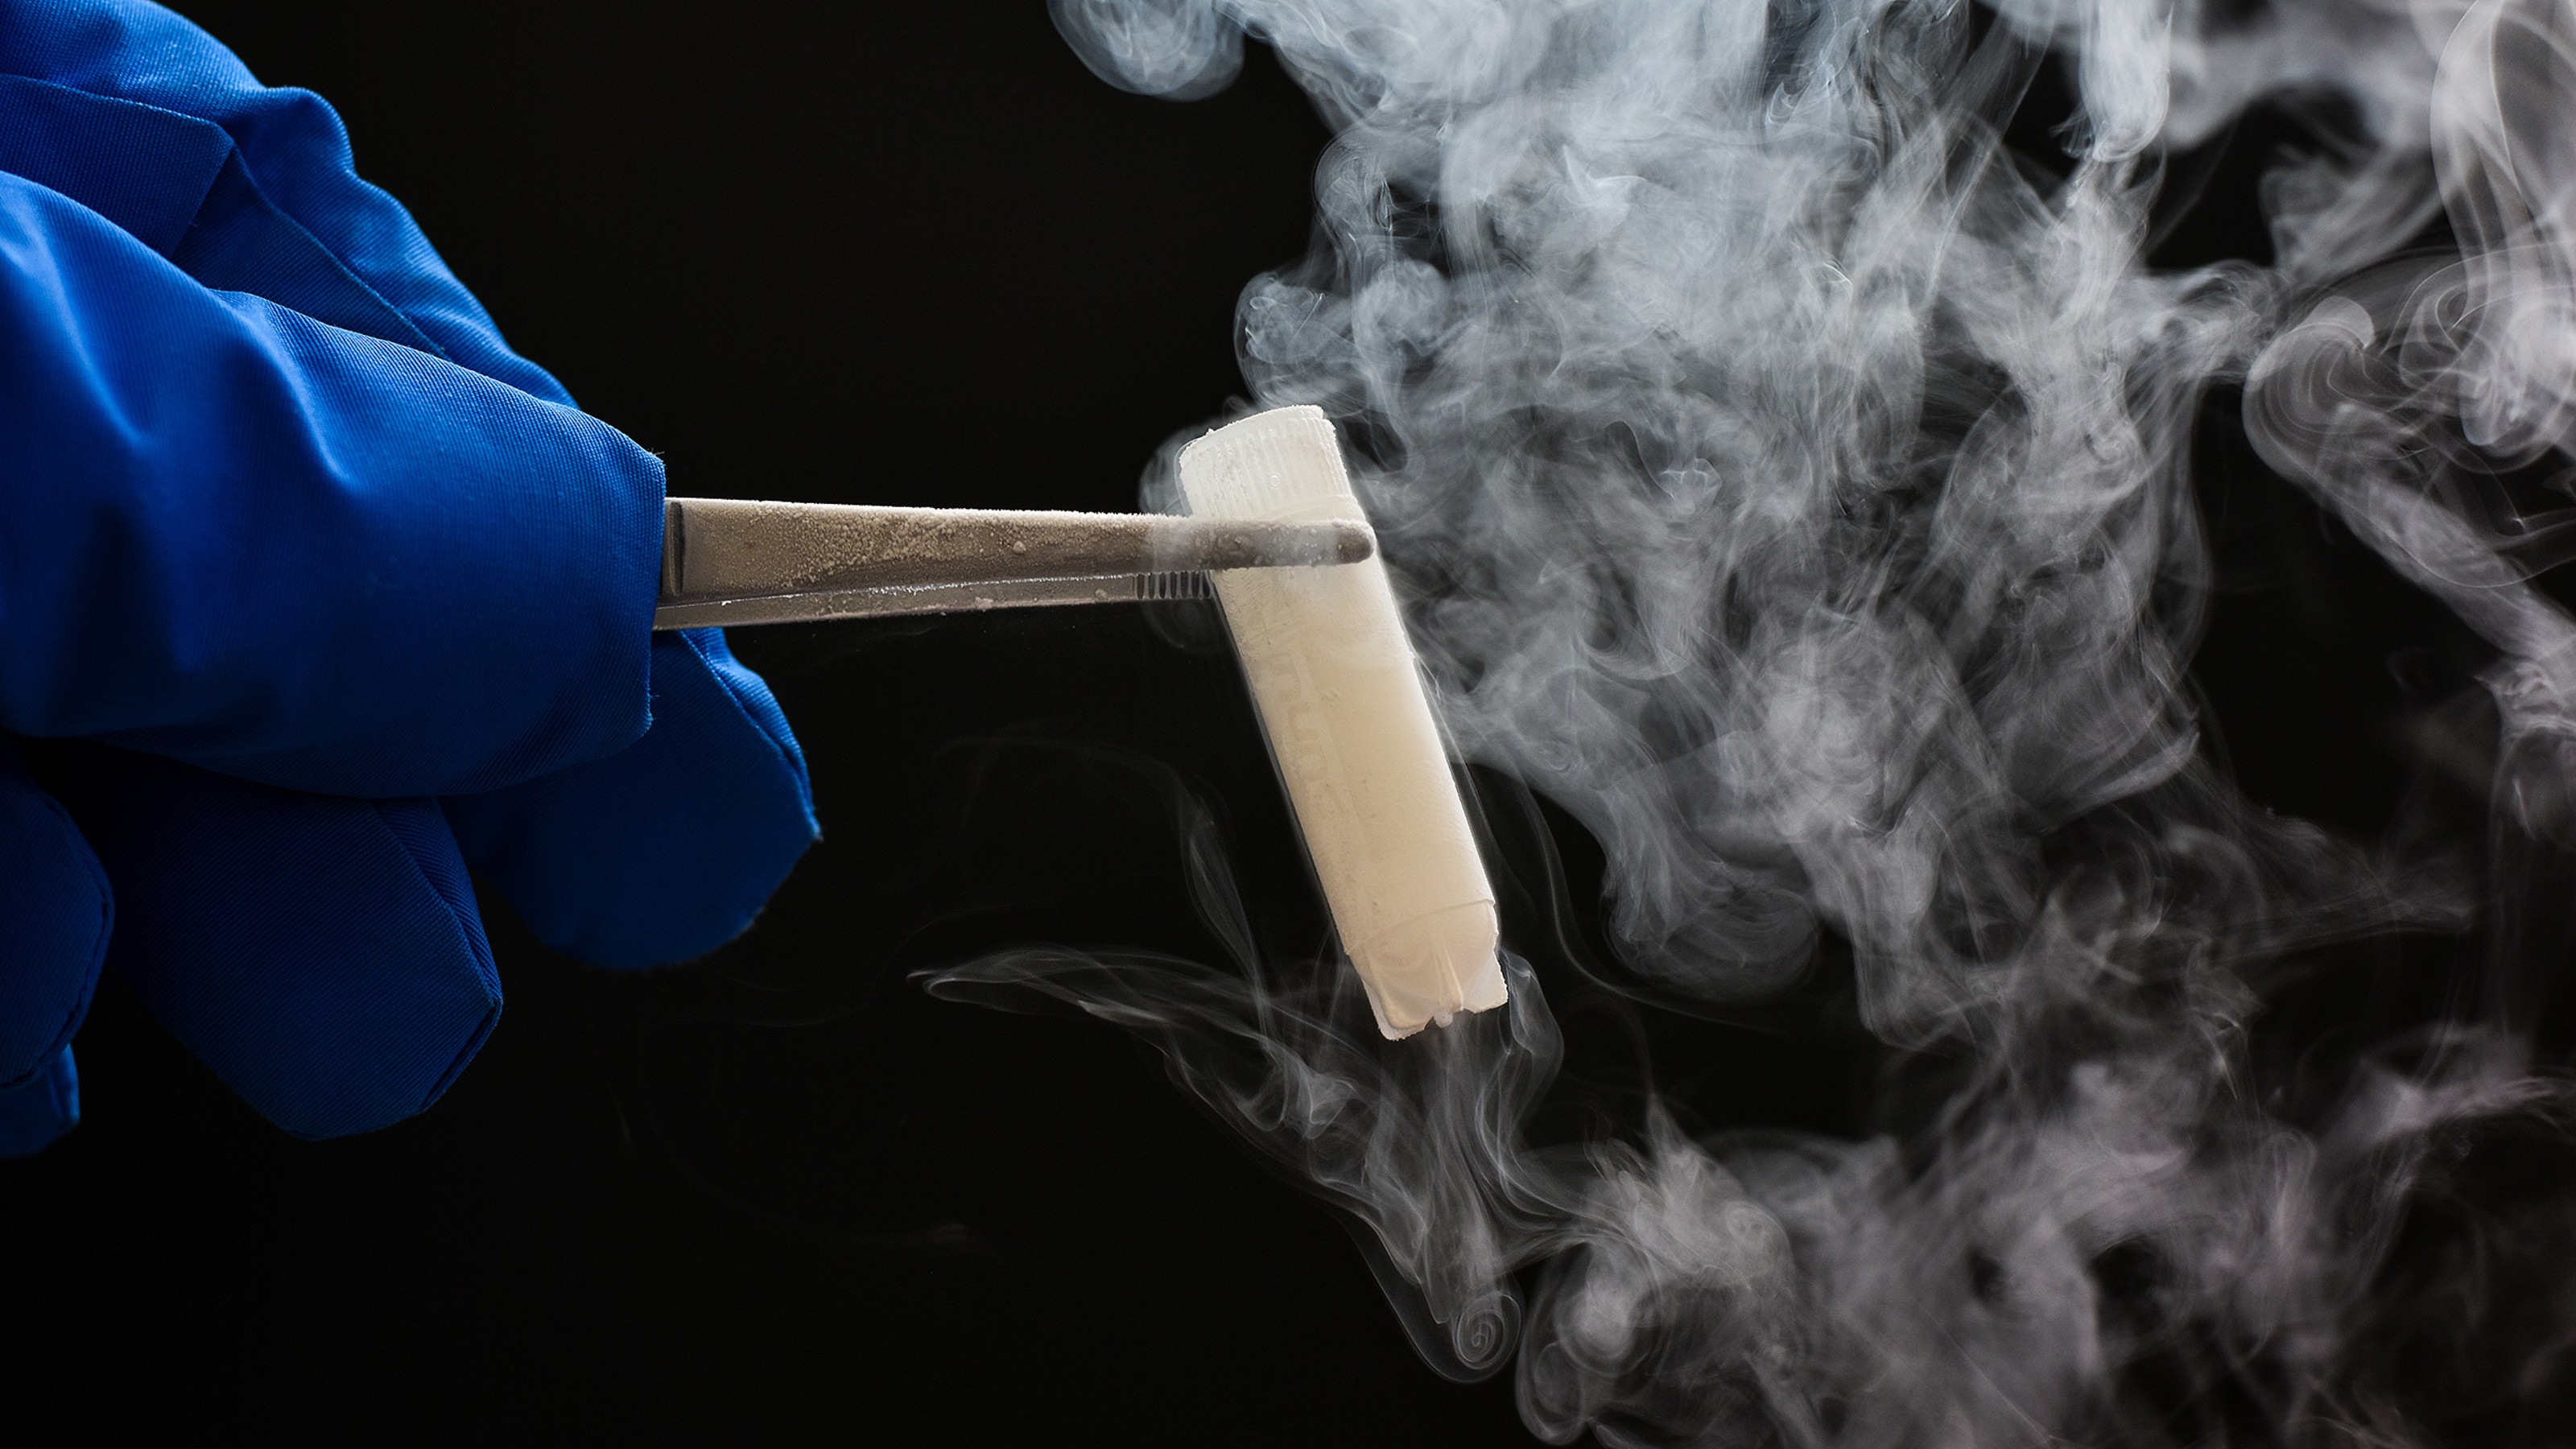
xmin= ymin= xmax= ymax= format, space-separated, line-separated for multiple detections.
xmin=1178 ymin=407 xmax=1508 ymax=1039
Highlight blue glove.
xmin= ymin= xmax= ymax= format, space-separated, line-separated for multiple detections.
xmin=0 ymin=0 xmax=819 ymax=1150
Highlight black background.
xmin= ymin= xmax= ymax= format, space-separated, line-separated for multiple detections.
xmin=0 ymin=3 xmax=2520 ymax=1443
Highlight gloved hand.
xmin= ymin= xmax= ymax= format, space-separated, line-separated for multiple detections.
xmin=0 ymin=0 xmax=820 ymax=1151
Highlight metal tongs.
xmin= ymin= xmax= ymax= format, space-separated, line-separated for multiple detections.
xmin=653 ymin=498 xmax=1374 ymax=630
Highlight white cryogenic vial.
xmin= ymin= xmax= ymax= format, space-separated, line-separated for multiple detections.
xmin=1178 ymin=406 xmax=1508 ymax=1038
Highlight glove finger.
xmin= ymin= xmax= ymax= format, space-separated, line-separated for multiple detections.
xmin=0 ymin=737 xmax=111 ymax=1154
xmin=444 ymin=629 xmax=818 ymax=970
xmin=0 ymin=170 xmax=662 ymax=799
xmin=39 ymin=743 xmax=502 ymax=1140
xmin=0 ymin=1045 xmax=80 ymax=1158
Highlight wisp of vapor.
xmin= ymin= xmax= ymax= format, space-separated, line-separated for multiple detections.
xmin=927 ymin=1 xmax=2576 ymax=1443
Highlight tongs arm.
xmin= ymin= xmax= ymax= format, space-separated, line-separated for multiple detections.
xmin=654 ymin=498 xmax=1374 ymax=630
